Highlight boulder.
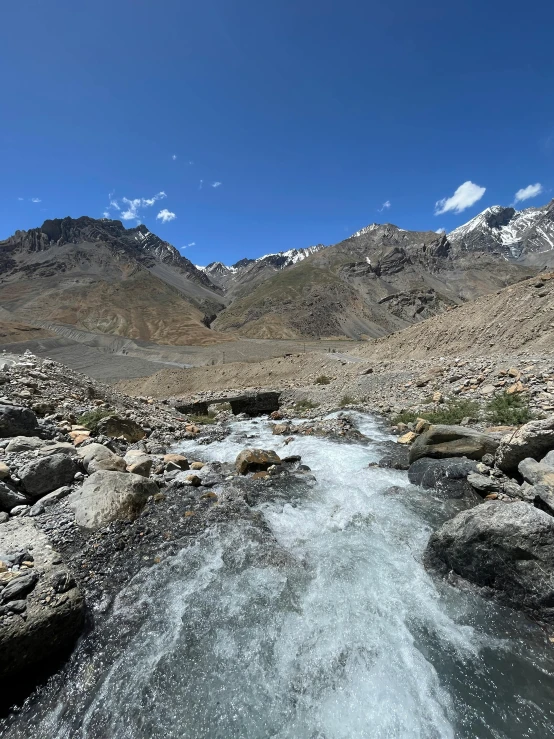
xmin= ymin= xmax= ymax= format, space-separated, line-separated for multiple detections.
xmin=518 ymin=458 xmax=554 ymax=489
xmin=68 ymin=471 xmax=157 ymax=529
xmin=0 ymin=518 xmax=84 ymax=682
xmin=408 ymin=457 xmax=479 ymax=500
xmin=398 ymin=431 xmax=417 ymax=445
xmin=235 ymin=449 xmax=282 ymax=475
xmin=542 ymin=450 xmax=554 ymax=467
xmin=495 ymin=416 xmax=554 ymax=473
xmin=467 ymin=473 xmax=502 ymax=495
xmin=163 ymin=454 xmax=189 ymax=471
xmin=78 ymin=443 xmax=127 ymax=474
xmin=378 ymin=445 xmax=410 ymax=470
xmin=424 ymin=501 xmax=554 ymax=618
xmin=0 ymin=481 xmax=30 ymax=513
xmin=18 ymin=454 xmax=78 ymax=498
xmin=96 ymin=415 xmax=146 ymax=443
xmin=409 ymin=425 xmax=500 ymax=464
xmin=5 ymin=437 xmax=46 ymax=453
xmin=0 ymin=405 xmax=38 ymax=439
xmin=0 ymin=463 xmax=9 ymax=481
xmin=272 ymin=424 xmax=291 ymax=436
xmin=125 ymin=453 xmax=153 ymax=478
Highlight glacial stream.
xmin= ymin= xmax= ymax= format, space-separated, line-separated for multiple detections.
xmin=3 ymin=413 xmax=554 ymax=738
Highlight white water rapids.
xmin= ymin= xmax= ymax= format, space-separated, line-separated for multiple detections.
xmin=3 ymin=413 xmax=554 ymax=738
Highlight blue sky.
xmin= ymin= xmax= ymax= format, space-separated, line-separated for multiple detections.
xmin=1 ymin=0 xmax=553 ymax=266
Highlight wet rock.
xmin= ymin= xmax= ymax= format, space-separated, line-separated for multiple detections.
xmin=96 ymin=415 xmax=146 ymax=443
xmin=378 ymin=444 xmax=410 ymax=470
xmin=424 ymin=501 xmax=554 ymax=619
xmin=408 ymin=457 xmax=479 ymax=500
xmin=467 ymin=473 xmax=502 ymax=495
xmin=18 ymin=454 xmax=78 ymax=498
xmin=495 ymin=415 xmax=554 ymax=473
xmin=409 ymin=425 xmax=500 ymax=464
xmin=69 ymin=470 xmax=157 ymax=529
xmin=0 ymin=405 xmax=38 ymax=438
xmin=272 ymin=424 xmax=291 ymax=436
xmin=78 ymin=443 xmax=127 ymax=474
xmin=235 ymin=449 xmax=282 ymax=475
xmin=0 ymin=518 xmax=84 ymax=682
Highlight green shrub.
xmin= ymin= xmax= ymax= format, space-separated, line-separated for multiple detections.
xmin=314 ymin=375 xmax=331 ymax=385
xmin=189 ymin=414 xmax=217 ymax=425
xmin=485 ymin=392 xmax=534 ymax=426
xmin=294 ymin=399 xmax=319 ymax=412
xmin=390 ymin=399 xmax=480 ymax=427
xmin=339 ymin=395 xmax=357 ymax=407
xmin=78 ymin=408 xmax=114 ymax=433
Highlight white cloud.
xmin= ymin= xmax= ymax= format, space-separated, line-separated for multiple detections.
xmin=436 ymin=227 xmax=446 ymax=234
xmin=18 ymin=197 xmax=24 ymax=201
xmin=103 ymin=211 xmax=110 ymax=218
xmin=212 ymin=181 xmax=222 ymax=188
xmin=156 ymin=208 xmax=177 ymax=223
xmin=378 ymin=200 xmax=391 ymax=212
xmin=514 ymin=183 xmax=543 ymax=203
xmin=109 ymin=199 xmax=120 ymax=210
xmin=31 ymin=197 xmax=41 ymax=203
xmin=435 ymin=181 xmax=486 ymax=215
xmin=199 ymin=180 xmax=204 ymax=190
xmin=119 ymin=192 xmax=167 ymax=221
xmin=172 ymin=154 xmax=177 ymax=161
xmin=187 ymin=242 xmax=196 ymax=247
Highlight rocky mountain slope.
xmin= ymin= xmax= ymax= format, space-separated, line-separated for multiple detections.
xmin=448 ymin=198 xmax=554 ymax=266
xmin=0 ymin=217 xmax=230 ymax=346
xmin=211 ymin=223 xmax=536 ymax=339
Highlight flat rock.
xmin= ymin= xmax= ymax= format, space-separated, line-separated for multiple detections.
xmin=5 ymin=436 xmax=46 ymax=453
xmin=424 ymin=501 xmax=554 ymax=619
xmin=69 ymin=470 xmax=157 ymax=529
xmin=96 ymin=415 xmax=146 ymax=443
xmin=409 ymin=425 xmax=499 ymax=464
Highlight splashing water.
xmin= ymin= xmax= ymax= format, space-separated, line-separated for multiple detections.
xmin=3 ymin=414 xmax=554 ymax=738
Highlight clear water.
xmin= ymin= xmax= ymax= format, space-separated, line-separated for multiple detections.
xmin=3 ymin=414 xmax=554 ymax=738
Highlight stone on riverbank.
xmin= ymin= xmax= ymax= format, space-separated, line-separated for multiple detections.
xmin=424 ymin=501 xmax=554 ymax=619
xmin=78 ymin=443 xmax=127 ymax=474
xmin=495 ymin=416 xmax=554 ymax=474
xmin=409 ymin=425 xmax=500 ymax=464
xmin=69 ymin=470 xmax=157 ymax=529
xmin=18 ymin=454 xmax=78 ymax=498
xmin=0 ymin=405 xmax=38 ymax=438
xmin=235 ymin=449 xmax=282 ymax=475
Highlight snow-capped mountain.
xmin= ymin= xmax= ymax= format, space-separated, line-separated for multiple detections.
xmin=196 ymin=245 xmax=327 ymax=291
xmin=448 ymin=199 xmax=554 ymax=265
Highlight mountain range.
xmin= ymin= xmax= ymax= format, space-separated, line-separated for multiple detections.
xmin=0 ymin=199 xmax=552 ymax=345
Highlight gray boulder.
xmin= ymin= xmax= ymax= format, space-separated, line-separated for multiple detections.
xmin=467 ymin=473 xmax=502 ymax=495
xmin=542 ymin=450 xmax=554 ymax=467
xmin=409 ymin=425 xmax=500 ymax=464
xmin=408 ymin=457 xmax=480 ymax=500
xmin=69 ymin=470 xmax=157 ymax=529
xmin=518 ymin=457 xmax=554 ymax=488
xmin=0 ymin=405 xmax=38 ymax=438
xmin=0 ymin=481 xmax=30 ymax=512
xmin=18 ymin=454 xmax=78 ymax=498
xmin=77 ymin=443 xmax=127 ymax=474
xmin=96 ymin=416 xmax=146 ymax=443
xmin=0 ymin=518 xmax=84 ymax=681
xmin=6 ymin=436 xmax=46 ymax=453
xmin=495 ymin=415 xmax=554 ymax=473
xmin=425 ymin=501 xmax=554 ymax=618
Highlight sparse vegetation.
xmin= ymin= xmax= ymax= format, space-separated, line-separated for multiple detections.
xmin=314 ymin=375 xmax=331 ymax=385
xmin=78 ymin=408 xmax=114 ymax=433
xmin=391 ymin=399 xmax=480 ymax=427
xmin=294 ymin=399 xmax=320 ymax=412
xmin=339 ymin=395 xmax=357 ymax=407
xmin=189 ymin=413 xmax=217 ymax=425
xmin=485 ymin=392 xmax=534 ymax=426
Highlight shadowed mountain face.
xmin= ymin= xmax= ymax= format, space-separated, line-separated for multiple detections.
xmin=0 ymin=217 xmax=231 ymax=346
xmin=211 ymin=224 xmax=537 ymax=339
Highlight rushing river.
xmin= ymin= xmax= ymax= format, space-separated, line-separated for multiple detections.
xmin=2 ymin=413 xmax=554 ymax=738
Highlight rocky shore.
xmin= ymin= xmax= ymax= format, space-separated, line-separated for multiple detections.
xmin=1 ymin=347 xmax=554 ymax=710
